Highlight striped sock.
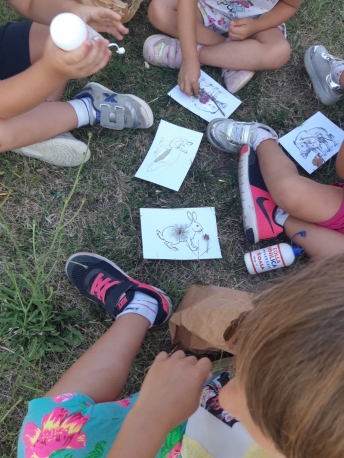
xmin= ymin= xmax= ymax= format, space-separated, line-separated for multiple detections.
xmin=67 ymin=97 xmax=96 ymax=128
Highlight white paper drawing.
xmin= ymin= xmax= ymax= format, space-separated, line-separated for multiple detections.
xmin=279 ymin=112 xmax=344 ymax=174
xmin=140 ymin=207 xmax=222 ymax=260
xmin=135 ymin=121 xmax=203 ymax=191
xmin=168 ymin=70 xmax=241 ymax=122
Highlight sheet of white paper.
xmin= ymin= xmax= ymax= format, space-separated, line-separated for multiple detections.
xmin=279 ymin=112 xmax=344 ymax=174
xmin=135 ymin=120 xmax=203 ymax=191
xmin=168 ymin=70 xmax=241 ymax=122
xmin=140 ymin=207 xmax=222 ymax=260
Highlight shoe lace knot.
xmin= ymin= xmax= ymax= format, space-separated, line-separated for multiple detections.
xmin=90 ymin=273 xmax=121 ymax=304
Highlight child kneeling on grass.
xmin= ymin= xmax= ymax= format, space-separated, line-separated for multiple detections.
xmin=144 ymin=0 xmax=301 ymax=96
xmin=18 ymin=252 xmax=344 ymax=458
xmin=0 ymin=0 xmax=153 ymax=167
xmin=206 ymin=118 xmax=344 ymax=258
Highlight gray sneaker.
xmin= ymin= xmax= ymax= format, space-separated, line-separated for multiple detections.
xmin=206 ymin=119 xmax=278 ymax=153
xmin=304 ymin=45 xmax=344 ymax=106
xmin=13 ymin=132 xmax=90 ymax=167
xmin=74 ymin=83 xmax=154 ymax=130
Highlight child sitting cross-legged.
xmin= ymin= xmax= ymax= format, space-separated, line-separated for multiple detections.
xmin=144 ymin=0 xmax=301 ymax=96
xmin=206 ymin=118 xmax=344 ymax=257
xmin=18 ymin=252 xmax=344 ymax=458
xmin=0 ymin=0 xmax=153 ymax=167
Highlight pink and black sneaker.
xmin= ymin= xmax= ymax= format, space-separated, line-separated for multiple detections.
xmin=65 ymin=253 xmax=172 ymax=326
xmin=238 ymin=145 xmax=284 ymax=244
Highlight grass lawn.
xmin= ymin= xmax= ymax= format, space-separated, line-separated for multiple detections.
xmin=0 ymin=0 xmax=343 ymax=455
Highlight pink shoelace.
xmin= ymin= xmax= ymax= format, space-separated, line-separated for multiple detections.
xmin=90 ymin=273 xmax=121 ymax=304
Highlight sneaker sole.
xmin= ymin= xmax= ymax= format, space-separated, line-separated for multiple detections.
xmin=66 ymin=252 xmax=173 ymax=325
xmin=304 ymin=48 xmax=340 ymax=106
xmin=86 ymin=82 xmax=154 ymax=128
xmin=238 ymin=145 xmax=259 ymax=244
xmin=14 ymin=138 xmax=90 ymax=167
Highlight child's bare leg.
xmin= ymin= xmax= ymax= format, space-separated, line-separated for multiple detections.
xmin=0 ymin=102 xmax=78 ymax=151
xmin=256 ymin=140 xmax=343 ymax=222
xmin=199 ymin=28 xmax=290 ymax=70
xmin=285 ymin=217 xmax=344 ymax=258
xmin=29 ymin=22 xmax=67 ymax=102
xmin=45 ymin=314 xmax=150 ymax=402
xmin=148 ymin=0 xmax=225 ymax=45
xmin=341 ymin=72 xmax=344 ymax=87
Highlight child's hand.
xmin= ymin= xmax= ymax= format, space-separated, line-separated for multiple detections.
xmin=178 ymin=60 xmax=201 ymax=96
xmin=229 ymin=18 xmax=258 ymax=41
xmin=41 ymin=36 xmax=112 ymax=80
xmin=70 ymin=4 xmax=129 ymax=40
xmin=134 ymin=351 xmax=212 ymax=431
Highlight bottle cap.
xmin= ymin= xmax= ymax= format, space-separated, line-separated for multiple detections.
xmin=290 ymin=231 xmax=306 ymax=258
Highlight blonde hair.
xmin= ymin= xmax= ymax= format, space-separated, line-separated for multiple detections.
xmin=236 ymin=255 xmax=344 ymax=458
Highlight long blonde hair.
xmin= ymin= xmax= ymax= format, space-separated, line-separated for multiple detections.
xmin=236 ymin=255 xmax=344 ymax=458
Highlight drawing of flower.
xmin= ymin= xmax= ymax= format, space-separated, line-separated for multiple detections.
xmin=23 ymin=406 xmax=89 ymax=457
xmin=217 ymin=18 xmax=226 ymax=25
xmin=114 ymin=398 xmax=131 ymax=408
xmin=52 ymin=393 xmax=76 ymax=403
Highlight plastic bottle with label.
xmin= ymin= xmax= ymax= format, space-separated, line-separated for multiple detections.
xmin=244 ymin=232 xmax=306 ymax=275
xmin=50 ymin=13 xmax=125 ymax=54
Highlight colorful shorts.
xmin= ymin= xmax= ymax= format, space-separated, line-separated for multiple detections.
xmin=317 ymin=182 xmax=344 ymax=234
xmin=17 ymin=392 xmax=186 ymax=458
xmin=197 ymin=0 xmax=286 ymax=37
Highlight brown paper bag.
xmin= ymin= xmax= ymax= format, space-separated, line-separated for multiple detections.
xmin=169 ymin=285 xmax=253 ymax=355
xmin=75 ymin=0 xmax=144 ymax=23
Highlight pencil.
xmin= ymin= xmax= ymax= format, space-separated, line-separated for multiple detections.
xmin=203 ymin=90 xmax=226 ymax=116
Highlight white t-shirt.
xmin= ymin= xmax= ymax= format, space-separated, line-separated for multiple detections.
xmin=201 ymin=0 xmax=279 ymax=20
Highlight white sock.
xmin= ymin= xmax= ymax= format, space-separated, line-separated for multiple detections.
xmin=331 ymin=62 xmax=344 ymax=87
xmin=274 ymin=206 xmax=289 ymax=226
xmin=251 ymin=127 xmax=279 ymax=151
xmin=67 ymin=98 xmax=96 ymax=128
xmin=117 ymin=291 xmax=158 ymax=327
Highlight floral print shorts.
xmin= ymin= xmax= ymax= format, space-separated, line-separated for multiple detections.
xmin=18 ymin=392 xmax=186 ymax=458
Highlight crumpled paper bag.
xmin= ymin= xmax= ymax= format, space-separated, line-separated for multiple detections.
xmin=169 ymin=285 xmax=253 ymax=355
xmin=76 ymin=0 xmax=144 ymax=23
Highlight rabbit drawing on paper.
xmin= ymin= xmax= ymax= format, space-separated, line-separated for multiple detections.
xmin=156 ymin=211 xmax=203 ymax=253
xmin=147 ymin=137 xmax=193 ymax=172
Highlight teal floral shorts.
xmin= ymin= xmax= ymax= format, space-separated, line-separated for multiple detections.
xmin=18 ymin=392 xmax=186 ymax=458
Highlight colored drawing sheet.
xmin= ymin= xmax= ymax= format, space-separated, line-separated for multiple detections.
xmin=279 ymin=111 xmax=344 ymax=174
xmin=135 ymin=120 xmax=203 ymax=191
xmin=140 ymin=207 xmax=222 ymax=260
xmin=168 ymin=70 xmax=241 ymax=122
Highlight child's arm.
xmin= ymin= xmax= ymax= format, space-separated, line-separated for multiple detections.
xmin=336 ymin=142 xmax=344 ymax=179
xmin=8 ymin=0 xmax=128 ymax=39
xmin=0 ymin=37 xmax=111 ymax=119
xmin=229 ymin=0 xmax=302 ymax=41
xmin=108 ymin=351 xmax=212 ymax=457
xmin=177 ymin=0 xmax=201 ymax=96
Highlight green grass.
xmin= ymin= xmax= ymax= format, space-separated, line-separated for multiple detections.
xmin=1 ymin=0 xmax=344 ymax=455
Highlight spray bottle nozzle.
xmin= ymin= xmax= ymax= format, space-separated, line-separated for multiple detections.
xmin=290 ymin=231 xmax=306 ymax=257
xmin=108 ymin=43 xmax=125 ymax=54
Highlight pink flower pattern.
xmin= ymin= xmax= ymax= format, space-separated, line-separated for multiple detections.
xmin=23 ymin=406 xmax=89 ymax=458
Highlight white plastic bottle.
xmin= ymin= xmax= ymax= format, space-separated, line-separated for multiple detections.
xmin=244 ymin=242 xmax=304 ymax=275
xmin=50 ymin=13 xmax=103 ymax=51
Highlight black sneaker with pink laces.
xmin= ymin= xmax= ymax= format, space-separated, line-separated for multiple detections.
xmin=65 ymin=253 xmax=172 ymax=326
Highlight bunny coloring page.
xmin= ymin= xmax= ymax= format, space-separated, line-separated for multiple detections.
xmin=168 ymin=70 xmax=241 ymax=122
xmin=135 ymin=121 xmax=203 ymax=191
xmin=279 ymin=112 xmax=344 ymax=174
xmin=140 ymin=207 xmax=222 ymax=260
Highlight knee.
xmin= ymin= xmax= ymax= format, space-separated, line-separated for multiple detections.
xmin=148 ymin=0 xmax=165 ymax=27
xmin=270 ymin=178 xmax=300 ymax=214
xmin=262 ymin=40 xmax=291 ymax=70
